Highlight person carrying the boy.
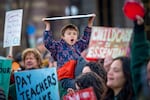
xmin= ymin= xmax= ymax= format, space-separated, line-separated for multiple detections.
xmin=42 ymin=14 xmax=96 ymax=90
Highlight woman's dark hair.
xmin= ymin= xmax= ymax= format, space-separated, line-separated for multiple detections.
xmin=85 ymin=62 xmax=107 ymax=83
xmin=105 ymin=56 xmax=135 ymax=100
xmin=75 ymin=72 xmax=107 ymax=100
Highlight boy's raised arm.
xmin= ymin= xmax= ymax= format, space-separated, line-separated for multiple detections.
xmin=88 ymin=14 xmax=96 ymax=28
xmin=42 ymin=18 xmax=50 ymax=31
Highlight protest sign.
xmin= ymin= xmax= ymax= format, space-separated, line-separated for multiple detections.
xmin=3 ymin=9 xmax=23 ymax=48
xmin=86 ymin=26 xmax=132 ymax=59
xmin=0 ymin=56 xmax=12 ymax=99
xmin=42 ymin=14 xmax=95 ymax=21
xmin=63 ymin=87 xmax=96 ymax=100
xmin=14 ymin=67 xmax=60 ymax=100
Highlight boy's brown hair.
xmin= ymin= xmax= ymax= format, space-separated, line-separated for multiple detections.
xmin=61 ymin=24 xmax=79 ymax=36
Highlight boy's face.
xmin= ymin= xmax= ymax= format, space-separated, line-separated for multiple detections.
xmin=62 ymin=29 xmax=78 ymax=45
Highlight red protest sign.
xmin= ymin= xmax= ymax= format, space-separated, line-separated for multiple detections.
xmin=63 ymin=87 xmax=97 ymax=100
xmin=123 ymin=0 xmax=145 ymax=20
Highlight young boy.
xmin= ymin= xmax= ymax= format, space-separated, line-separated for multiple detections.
xmin=42 ymin=14 xmax=95 ymax=90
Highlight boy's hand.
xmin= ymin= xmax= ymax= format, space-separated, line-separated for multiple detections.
xmin=88 ymin=14 xmax=96 ymax=27
xmin=42 ymin=18 xmax=51 ymax=31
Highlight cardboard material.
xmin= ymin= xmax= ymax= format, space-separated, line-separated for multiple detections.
xmin=3 ymin=9 xmax=23 ymax=48
xmin=86 ymin=26 xmax=133 ymax=59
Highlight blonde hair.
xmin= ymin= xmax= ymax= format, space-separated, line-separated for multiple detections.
xmin=22 ymin=48 xmax=42 ymax=68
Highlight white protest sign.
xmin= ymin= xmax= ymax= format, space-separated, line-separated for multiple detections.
xmin=42 ymin=14 xmax=95 ymax=20
xmin=86 ymin=26 xmax=133 ymax=59
xmin=3 ymin=9 xmax=23 ymax=48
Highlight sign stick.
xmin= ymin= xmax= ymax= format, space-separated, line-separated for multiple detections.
xmin=9 ymin=46 xmax=13 ymax=57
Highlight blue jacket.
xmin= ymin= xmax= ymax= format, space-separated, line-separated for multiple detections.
xmin=43 ymin=26 xmax=91 ymax=69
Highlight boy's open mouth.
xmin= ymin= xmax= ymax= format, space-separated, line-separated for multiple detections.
xmin=71 ymin=39 xmax=74 ymax=42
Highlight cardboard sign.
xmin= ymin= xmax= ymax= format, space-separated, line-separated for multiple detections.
xmin=14 ymin=67 xmax=60 ymax=100
xmin=63 ymin=87 xmax=97 ymax=100
xmin=86 ymin=26 xmax=132 ymax=59
xmin=0 ymin=56 xmax=12 ymax=99
xmin=3 ymin=9 xmax=23 ymax=48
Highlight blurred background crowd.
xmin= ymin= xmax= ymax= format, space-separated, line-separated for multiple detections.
xmin=0 ymin=0 xmax=150 ymax=57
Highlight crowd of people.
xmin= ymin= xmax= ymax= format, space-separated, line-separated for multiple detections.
xmin=0 ymin=5 xmax=150 ymax=100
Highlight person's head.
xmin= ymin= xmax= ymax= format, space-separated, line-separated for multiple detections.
xmin=36 ymin=37 xmax=47 ymax=54
xmin=75 ymin=72 xmax=107 ymax=100
xmin=103 ymin=55 xmax=113 ymax=72
xmin=14 ymin=53 xmax=24 ymax=69
xmin=22 ymin=48 xmax=42 ymax=70
xmin=107 ymin=56 xmax=134 ymax=98
xmin=82 ymin=62 xmax=107 ymax=83
xmin=61 ymin=24 xmax=79 ymax=46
